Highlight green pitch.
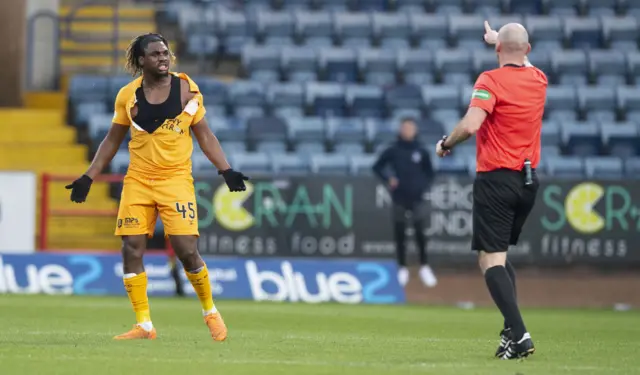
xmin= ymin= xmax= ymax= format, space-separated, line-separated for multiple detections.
xmin=0 ymin=295 xmax=638 ymax=375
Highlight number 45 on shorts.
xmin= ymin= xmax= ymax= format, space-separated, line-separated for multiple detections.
xmin=175 ymin=202 xmax=196 ymax=219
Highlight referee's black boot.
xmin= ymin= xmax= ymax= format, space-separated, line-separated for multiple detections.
xmin=494 ymin=328 xmax=512 ymax=358
xmin=501 ymin=332 xmax=535 ymax=360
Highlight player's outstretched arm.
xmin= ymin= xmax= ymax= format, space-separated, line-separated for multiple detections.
xmin=66 ymin=123 xmax=128 ymax=203
xmin=192 ymin=118 xmax=249 ymax=192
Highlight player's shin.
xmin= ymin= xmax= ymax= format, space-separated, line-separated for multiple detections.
xmin=185 ymin=265 xmax=217 ymax=315
xmin=123 ymin=272 xmax=153 ymax=330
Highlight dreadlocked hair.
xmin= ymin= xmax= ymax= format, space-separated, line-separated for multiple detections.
xmin=124 ymin=33 xmax=176 ymax=77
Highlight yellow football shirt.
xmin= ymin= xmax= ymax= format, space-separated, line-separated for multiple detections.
xmin=112 ymin=72 xmax=206 ymax=180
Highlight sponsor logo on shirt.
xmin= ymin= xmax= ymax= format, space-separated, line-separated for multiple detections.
xmin=471 ymin=89 xmax=491 ymax=100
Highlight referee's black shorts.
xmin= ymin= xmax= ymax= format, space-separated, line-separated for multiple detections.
xmin=472 ymin=168 xmax=539 ymax=253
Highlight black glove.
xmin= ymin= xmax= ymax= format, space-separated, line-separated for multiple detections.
xmin=219 ymin=169 xmax=249 ymax=192
xmin=65 ymin=175 xmax=93 ymax=203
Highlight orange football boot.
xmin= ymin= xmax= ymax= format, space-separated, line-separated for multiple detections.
xmin=113 ymin=325 xmax=157 ymax=340
xmin=204 ymin=312 xmax=228 ymax=341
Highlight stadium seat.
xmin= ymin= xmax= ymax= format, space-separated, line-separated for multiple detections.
xmin=281 ymin=46 xmax=318 ymax=82
xmin=267 ymin=82 xmax=305 ymax=118
xmin=197 ymin=78 xmax=228 ymax=110
xmin=546 ymin=156 xmax=585 ymax=178
xmin=397 ymin=50 xmax=434 ymax=85
xmin=545 ymin=86 xmax=577 ymax=121
xmin=371 ymin=12 xmax=411 ymax=50
xmin=473 ymin=0 xmax=503 ymax=16
xmin=75 ymin=102 xmax=107 ymax=127
xmin=288 ymin=117 xmax=325 ymax=143
xmin=219 ymin=141 xmax=246 ymax=154
xmin=433 ymin=0 xmax=464 ymax=15
xmin=585 ymin=157 xmax=624 ymax=179
xmin=256 ymin=141 xmax=288 ymax=154
xmin=423 ymin=85 xmax=460 ymax=112
xmin=561 ymin=122 xmax=602 ymax=157
xmin=565 ymin=17 xmax=602 ymax=49
xmin=589 ymin=50 xmax=626 ymax=86
xmin=600 ymin=122 xmax=639 ymax=157
xmin=334 ymin=12 xmax=372 ymax=47
xmin=409 ymin=14 xmax=448 ymax=50
xmin=294 ymin=10 xmax=333 ymax=46
xmin=545 ymin=0 xmax=579 ymax=16
xmin=246 ymin=116 xmax=288 ymax=146
xmin=217 ymin=10 xmax=249 ymax=56
xmin=273 ymin=153 xmax=311 ymax=175
xmin=108 ymin=76 xmax=131 ymax=104
xmin=350 ymin=154 xmax=377 ymax=175
xmin=625 ymin=157 xmax=640 ymax=177
xmin=326 ymin=117 xmax=367 ymax=145
xmin=256 ymin=10 xmax=295 ymax=46
xmin=177 ymin=6 xmax=215 ymax=35
xmin=88 ymin=114 xmax=113 ymax=141
xmin=552 ymin=50 xmax=588 ymax=86
xmin=316 ymin=0 xmax=351 ymax=11
xmin=69 ymin=75 xmax=109 ymax=104
xmin=449 ymin=15 xmax=485 ymax=48
xmin=335 ymin=143 xmax=365 ymax=155
xmin=541 ymin=121 xmax=561 ymax=145
xmin=241 ymin=45 xmax=281 ymax=83
xmin=586 ymin=0 xmax=618 ymax=16
xmin=297 ymin=141 xmax=326 ymax=154
xmin=616 ymin=86 xmax=640 ymax=120
xmin=527 ymin=49 xmax=551 ymax=76
xmin=185 ymin=34 xmax=219 ymax=59
xmin=473 ymin=50 xmax=499 ymax=75
xmin=486 ymin=15 xmax=524 ymax=31
xmin=345 ymin=84 xmax=385 ymax=117
xmin=306 ymin=82 xmax=346 ymax=116
xmin=228 ymin=81 xmax=266 ymax=119
xmin=626 ymin=52 xmax=640 ymax=83
xmin=318 ymin=48 xmax=358 ymax=83
xmin=231 ymin=153 xmax=273 ymax=174
xmin=510 ymin=0 xmax=543 ymax=14
xmin=111 ymin=151 xmax=130 ymax=174
xmin=432 ymin=156 xmax=468 ymax=175
xmin=358 ymin=48 xmax=397 ymax=86
xmin=367 ymin=118 xmax=397 ymax=145
xmin=602 ymin=16 xmax=638 ymax=50
xmin=578 ymin=86 xmax=617 ymax=123
xmin=525 ymin=16 xmax=563 ymax=44
xmin=542 ymin=145 xmax=561 ymax=156
xmin=385 ymin=84 xmax=423 ymax=113
xmin=311 ymin=154 xmax=350 ymax=174
xmin=435 ymin=49 xmax=473 ymax=85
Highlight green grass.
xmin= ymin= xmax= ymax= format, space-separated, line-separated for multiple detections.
xmin=0 ymin=295 xmax=638 ymax=375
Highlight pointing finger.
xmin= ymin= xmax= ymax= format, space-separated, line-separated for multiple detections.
xmin=484 ymin=20 xmax=492 ymax=33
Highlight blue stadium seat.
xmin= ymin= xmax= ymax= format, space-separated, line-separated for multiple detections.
xmin=311 ymin=154 xmax=350 ymax=174
xmin=217 ymin=10 xmax=249 ymax=56
xmin=546 ymin=86 xmax=578 ymax=121
xmin=541 ymin=121 xmax=561 ymax=145
xmin=267 ymin=82 xmax=305 ymax=118
xmin=69 ymin=75 xmax=110 ymax=105
xmin=564 ymin=17 xmax=602 ymax=49
xmin=185 ymin=34 xmax=219 ymax=59
xmin=367 ymin=118 xmax=396 ymax=145
xmin=256 ymin=10 xmax=295 ymax=46
xmin=208 ymin=116 xmax=247 ymax=142
xmin=542 ymin=145 xmax=561 ymax=156
xmin=589 ymin=50 xmax=626 ymax=86
xmin=616 ymin=87 xmax=640 ymax=120
xmin=288 ymin=117 xmax=325 ymax=143
xmin=319 ymin=48 xmax=358 ymax=82
xmin=281 ymin=46 xmax=318 ymax=82
xmin=602 ymin=16 xmax=638 ymax=50
xmin=601 ymin=122 xmax=639 ymax=157
xmin=473 ymin=0 xmax=503 ymax=16
xmin=241 ymin=45 xmax=281 ymax=83
xmin=433 ymin=0 xmax=464 ymax=15
xmin=417 ymin=118 xmax=445 ymax=138
xmin=256 ymin=141 xmax=288 ymax=154
xmin=108 ymin=76 xmax=131 ymax=103
xmin=358 ymin=48 xmax=397 ymax=86
xmin=273 ymin=153 xmax=311 ymax=175
xmin=551 ymin=50 xmax=588 ymax=86
xmin=297 ymin=141 xmax=326 ymax=154
xmin=546 ymin=156 xmax=585 ymax=178
xmin=177 ymin=6 xmax=215 ymax=35
xmin=294 ymin=10 xmax=333 ymax=46
xmin=75 ymin=102 xmax=107 ymax=127
xmin=280 ymin=0 xmax=314 ymax=10
xmin=247 ymin=116 xmax=288 ymax=146
xmin=88 ymin=114 xmax=113 ymax=141
xmin=625 ymin=157 xmax=640 ymax=177
xmin=432 ymin=157 xmax=468 ymax=175
xmin=318 ymin=0 xmax=352 ymax=10
xmin=561 ymin=122 xmax=602 ymax=157
xmin=585 ymin=157 xmax=624 ymax=179
xmin=527 ymin=49 xmax=551 ymax=76
xmin=409 ymin=14 xmax=448 ymax=50
xmin=350 ymin=154 xmax=377 ymax=175
xmin=395 ymin=0 xmax=427 ymax=12
xmin=486 ymin=15 xmax=524 ymax=31
xmin=545 ymin=0 xmax=579 ymax=16
xmin=372 ymin=12 xmax=411 ymax=50
xmin=306 ymin=82 xmax=346 ymax=116
xmin=510 ymin=0 xmax=543 ymax=14
xmin=423 ymin=85 xmax=460 ymax=111
xmin=345 ymin=84 xmax=385 ymax=117
xmin=111 ymin=151 xmax=130 ymax=174
xmin=228 ymin=81 xmax=266 ymax=119
xmin=334 ymin=12 xmax=372 ymax=47
xmin=326 ymin=117 xmax=367 ymax=145
xmin=197 ymin=78 xmax=228 ymax=111
xmin=473 ymin=50 xmax=499 ymax=75
xmin=449 ymin=15 xmax=485 ymax=49
xmin=435 ymin=49 xmax=473 ymax=85
xmin=578 ymin=86 xmax=617 ymax=123
xmin=397 ymin=50 xmax=434 ymax=85
xmin=219 ymin=141 xmax=246 ymax=154
xmin=626 ymin=52 xmax=640 ymax=83
xmin=385 ymin=84 xmax=423 ymax=113
xmin=586 ymin=0 xmax=618 ymax=16
xmin=335 ymin=143 xmax=365 ymax=155
xmin=525 ymin=16 xmax=563 ymax=44
xmin=231 ymin=153 xmax=272 ymax=174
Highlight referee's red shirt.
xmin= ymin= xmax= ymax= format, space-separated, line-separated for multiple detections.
xmin=469 ymin=65 xmax=548 ymax=172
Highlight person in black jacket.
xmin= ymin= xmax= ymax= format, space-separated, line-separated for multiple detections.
xmin=372 ymin=118 xmax=437 ymax=288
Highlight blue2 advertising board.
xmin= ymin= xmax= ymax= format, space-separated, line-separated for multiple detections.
xmin=0 ymin=253 xmax=405 ymax=304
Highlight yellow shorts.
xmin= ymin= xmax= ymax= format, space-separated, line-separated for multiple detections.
xmin=115 ymin=174 xmax=199 ymax=237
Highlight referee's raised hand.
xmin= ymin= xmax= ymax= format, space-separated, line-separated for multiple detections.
xmin=484 ymin=21 xmax=498 ymax=45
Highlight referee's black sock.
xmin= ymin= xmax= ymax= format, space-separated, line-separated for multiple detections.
xmin=394 ymin=221 xmax=407 ymax=267
xmin=484 ymin=265 xmax=527 ymax=340
xmin=504 ymin=260 xmax=517 ymax=330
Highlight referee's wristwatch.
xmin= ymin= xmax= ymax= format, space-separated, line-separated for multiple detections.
xmin=440 ymin=135 xmax=452 ymax=152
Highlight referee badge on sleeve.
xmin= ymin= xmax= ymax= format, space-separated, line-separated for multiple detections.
xmin=471 ymin=89 xmax=491 ymax=100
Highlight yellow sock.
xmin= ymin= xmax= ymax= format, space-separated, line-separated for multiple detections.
xmin=123 ymin=272 xmax=151 ymax=324
xmin=185 ymin=265 xmax=216 ymax=314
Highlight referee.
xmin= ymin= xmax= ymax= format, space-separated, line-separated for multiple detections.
xmin=436 ymin=21 xmax=546 ymax=360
